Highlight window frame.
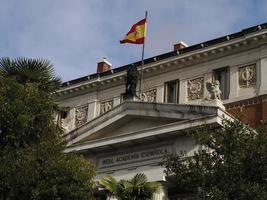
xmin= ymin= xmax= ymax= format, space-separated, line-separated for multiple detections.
xmin=164 ymin=79 xmax=179 ymax=103
xmin=213 ymin=66 xmax=230 ymax=100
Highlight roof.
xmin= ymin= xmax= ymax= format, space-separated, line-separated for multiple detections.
xmin=61 ymin=22 xmax=267 ymax=88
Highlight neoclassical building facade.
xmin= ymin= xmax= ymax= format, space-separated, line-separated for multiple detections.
xmin=55 ymin=22 xmax=267 ymax=200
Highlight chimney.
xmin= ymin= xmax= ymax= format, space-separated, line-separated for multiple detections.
xmin=97 ymin=58 xmax=112 ymax=73
xmin=173 ymin=41 xmax=188 ymax=51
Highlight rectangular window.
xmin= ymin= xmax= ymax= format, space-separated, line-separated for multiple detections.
xmin=164 ymin=80 xmax=179 ymax=103
xmin=213 ymin=67 xmax=230 ymax=100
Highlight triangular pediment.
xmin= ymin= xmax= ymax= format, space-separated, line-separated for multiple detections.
xmin=63 ymin=101 xmax=230 ymax=150
xmin=79 ymin=116 xmax=180 ymax=142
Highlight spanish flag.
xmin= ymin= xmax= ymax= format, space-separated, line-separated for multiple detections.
xmin=120 ymin=18 xmax=147 ymax=44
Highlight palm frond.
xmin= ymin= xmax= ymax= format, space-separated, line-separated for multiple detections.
xmin=100 ymin=173 xmax=160 ymax=200
xmin=0 ymin=57 xmax=61 ymax=92
xmin=99 ymin=175 xmax=118 ymax=195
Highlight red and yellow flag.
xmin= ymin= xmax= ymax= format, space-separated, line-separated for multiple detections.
xmin=120 ymin=18 xmax=147 ymax=44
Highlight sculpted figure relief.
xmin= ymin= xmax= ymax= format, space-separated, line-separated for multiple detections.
xmin=141 ymin=89 xmax=157 ymax=102
xmin=124 ymin=65 xmax=139 ymax=98
xmin=100 ymin=100 xmax=113 ymax=114
xmin=206 ymin=80 xmax=222 ymax=100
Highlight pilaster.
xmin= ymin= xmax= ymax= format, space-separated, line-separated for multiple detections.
xmin=179 ymin=79 xmax=187 ymax=104
xmin=87 ymin=99 xmax=98 ymax=121
xmin=228 ymin=66 xmax=239 ymax=99
xmin=259 ymin=57 xmax=267 ymax=95
xmin=156 ymin=85 xmax=164 ymax=103
xmin=113 ymin=96 xmax=121 ymax=107
xmin=203 ymin=72 xmax=213 ymax=99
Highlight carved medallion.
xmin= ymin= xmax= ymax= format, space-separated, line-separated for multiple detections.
xmin=187 ymin=77 xmax=204 ymax=100
xmin=100 ymin=100 xmax=113 ymax=115
xmin=75 ymin=105 xmax=88 ymax=127
xmin=141 ymin=89 xmax=157 ymax=102
xmin=239 ymin=64 xmax=256 ymax=87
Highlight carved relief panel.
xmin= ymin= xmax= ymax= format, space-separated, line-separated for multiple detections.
xmin=61 ymin=108 xmax=75 ymax=132
xmin=187 ymin=77 xmax=204 ymax=100
xmin=239 ymin=64 xmax=256 ymax=88
xmin=75 ymin=105 xmax=88 ymax=127
xmin=100 ymin=100 xmax=113 ymax=115
xmin=141 ymin=89 xmax=157 ymax=102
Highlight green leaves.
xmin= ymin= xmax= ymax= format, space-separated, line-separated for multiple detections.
xmin=0 ymin=58 xmax=95 ymax=200
xmin=162 ymin=119 xmax=267 ymax=200
xmin=0 ymin=57 xmax=61 ymax=92
xmin=0 ymin=78 xmax=57 ymax=149
xmin=100 ymin=173 xmax=159 ymax=200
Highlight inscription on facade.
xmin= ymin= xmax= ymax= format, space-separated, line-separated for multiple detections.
xmin=239 ymin=64 xmax=256 ymax=87
xmin=98 ymin=145 xmax=172 ymax=169
xmin=187 ymin=77 xmax=204 ymax=100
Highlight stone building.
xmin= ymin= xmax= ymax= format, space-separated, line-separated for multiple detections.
xmin=55 ymin=22 xmax=267 ymax=200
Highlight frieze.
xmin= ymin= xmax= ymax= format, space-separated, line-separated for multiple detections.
xmin=100 ymin=100 xmax=113 ymax=115
xmin=75 ymin=105 xmax=88 ymax=127
xmin=239 ymin=63 xmax=256 ymax=88
xmin=141 ymin=89 xmax=157 ymax=102
xmin=187 ymin=77 xmax=204 ymax=100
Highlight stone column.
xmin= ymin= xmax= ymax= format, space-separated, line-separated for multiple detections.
xmin=153 ymin=184 xmax=169 ymax=200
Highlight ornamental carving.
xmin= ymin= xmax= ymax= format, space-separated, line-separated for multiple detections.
xmin=141 ymin=89 xmax=157 ymax=102
xmin=187 ymin=77 xmax=204 ymax=100
xmin=239 ymin=64 xmax=256 ymax=87
xmin=61 ymin=111 xmax=74 ymax=132
xmin=100 ymin=100 xmax=113 ymax=115
xmin=205 ymin=80 xmax=222 ymax=100
xmin=75 ymin=105 xmax=88 ymax=127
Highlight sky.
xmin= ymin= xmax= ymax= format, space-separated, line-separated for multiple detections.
xmin=1 ymin=0 xmax=267 ymax=81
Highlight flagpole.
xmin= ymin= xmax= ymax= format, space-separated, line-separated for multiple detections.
xmin=139 ymin=11 xmax=147 ymax=98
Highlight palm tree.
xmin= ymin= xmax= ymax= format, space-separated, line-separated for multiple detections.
xmin=0 ymin=57 xmax=61 ymax=92
xmin=100 ymin=173 xmax=160 ymax=200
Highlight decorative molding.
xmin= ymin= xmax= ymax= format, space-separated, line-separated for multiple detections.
xmin=100 ymin=100 xmax=113 ymax=115
xmin=239 ymin=63 xmax=256 ymax=88
xmin=75 ymin=105 xmax=88 ymax=127
xmin=141 ymin=89 xmax=157 ymax=102
xmin=187 ymin=77 xmax=204 ymax=100
xmin=225 ymin=96 xmax=261 ymax=110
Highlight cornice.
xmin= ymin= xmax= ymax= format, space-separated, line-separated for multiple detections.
xmin=55 ymin=27 xmax=267 ymax=98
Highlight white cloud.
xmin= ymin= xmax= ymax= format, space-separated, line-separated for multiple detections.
xmin=0 ymin=0 xmax=266 ymax=81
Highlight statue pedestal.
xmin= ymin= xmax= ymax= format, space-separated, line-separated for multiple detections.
xmin=202 ymin=99 xmax=225 ymax=110
xmin=122 ymin=93 xmax=141 ymax=102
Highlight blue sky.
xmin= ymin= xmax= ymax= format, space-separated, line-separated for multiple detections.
xmin=1 ymin=0 xmax=267 ymax=81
